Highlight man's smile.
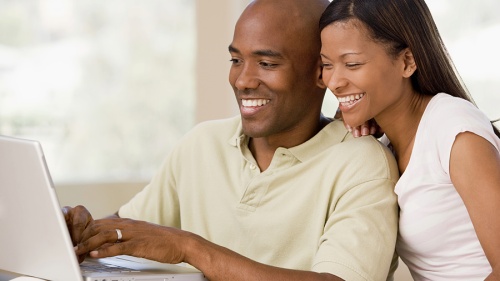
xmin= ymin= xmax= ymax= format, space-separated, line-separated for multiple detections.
xmin=241 ymin=99 xmax=271 ymax=107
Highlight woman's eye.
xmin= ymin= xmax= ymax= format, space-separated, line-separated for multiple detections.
xmin=346 ymin=63 xmax=362 ymax=68
xmin=321 ymin=63 xmax=332 ymax=69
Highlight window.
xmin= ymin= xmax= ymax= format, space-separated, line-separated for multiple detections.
xmin=428 ymin=0 xmax=500 ymax=121
xmin=0 ymin=0 xmax=195 ymax=183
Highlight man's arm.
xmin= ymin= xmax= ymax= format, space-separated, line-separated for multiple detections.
xmin=187 ymin=232 xmax=344 ymax=281
xmin=74 ymin=217 xmax=344 ymax=281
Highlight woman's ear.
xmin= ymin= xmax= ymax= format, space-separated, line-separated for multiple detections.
xmin=316 ymin=59 xmax=327 ymax=89
xmin=402 ymin=48 xmax=417 ymax=78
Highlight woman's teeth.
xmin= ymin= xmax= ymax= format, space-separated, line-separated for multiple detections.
xmin=338 ymin=93 xmax=364 ymax=105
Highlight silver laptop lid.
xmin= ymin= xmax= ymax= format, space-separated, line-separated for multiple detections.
xmin=0 ymin=135 xmax=207 ymax=281
xmin=0 ymin=135 xmax=83 ymax=280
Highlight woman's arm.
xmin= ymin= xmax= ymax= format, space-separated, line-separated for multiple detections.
xmin=450 ymin=132 xmax=500 ymax=280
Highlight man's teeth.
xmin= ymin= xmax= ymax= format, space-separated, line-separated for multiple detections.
xmin=242 ymin=99 xmax=270 ymax=107
xmin=338 ymin=93 xmax=364 ymax=104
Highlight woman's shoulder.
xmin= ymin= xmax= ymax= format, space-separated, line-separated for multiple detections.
xmin=417 ymin=93 xmax=499 ymax=168
xmin=423 ymin=93 xmax=491 ymax=131
xmin=427 ymin=93 xmax=478 ymax=115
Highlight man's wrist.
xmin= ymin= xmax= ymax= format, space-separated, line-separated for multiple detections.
xmin=181 ymin=231 xmax=211 ymax=268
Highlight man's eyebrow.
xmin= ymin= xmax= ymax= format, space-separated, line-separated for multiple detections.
xmin=228 ymin=45 xmax=284 ymax=59
xmin=228 ymin=45 xmax=239 ymax=53
xmin=253 ymin=49 xmax=284 ymax=59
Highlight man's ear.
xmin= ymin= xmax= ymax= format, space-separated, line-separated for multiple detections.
xmin=316 ymin=59 xmax=327 ymax=89
xmin=402 ymin=48 xmax=417 ymax=78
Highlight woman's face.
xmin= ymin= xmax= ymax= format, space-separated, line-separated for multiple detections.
xmin=320 ymin=20 xmax=413 ymax=128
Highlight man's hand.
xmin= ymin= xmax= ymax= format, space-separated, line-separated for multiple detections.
xmin=62 ymin=205 xmax=94 ymax=263
xmin=74 ymin=218 xmax=188 ymax=265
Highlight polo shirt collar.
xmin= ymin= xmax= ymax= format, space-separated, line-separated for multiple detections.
xmin=228 ymin=118 xmax=349 ymax=163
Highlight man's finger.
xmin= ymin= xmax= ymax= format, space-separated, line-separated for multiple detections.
xmin=89 ymin=242 xmax=126 ymax=259
xmin=76 ymin=228 xmax=123 ymax=255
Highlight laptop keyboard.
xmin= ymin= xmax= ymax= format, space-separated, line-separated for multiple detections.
xmin=80 ymin=261 xmax=141 ymax=273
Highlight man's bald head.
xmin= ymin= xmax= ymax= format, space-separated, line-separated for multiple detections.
xmin=238 ymin=0 xmax=330 ymax=58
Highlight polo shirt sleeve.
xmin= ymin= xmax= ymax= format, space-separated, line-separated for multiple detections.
xmin=118 ymin=148 xmax=181 ymax=228
xmin=118 ymin=117 xmax=240 ymax=229
xmin=312 ymin=138 xmax=399 ymax=281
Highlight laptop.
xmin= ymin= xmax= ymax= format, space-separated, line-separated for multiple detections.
xmin=0 ymin=135 xmax=207 ymax=281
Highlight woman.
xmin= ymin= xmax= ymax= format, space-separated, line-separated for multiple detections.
xmin=319 ymin=0 xmax=500 ymax=280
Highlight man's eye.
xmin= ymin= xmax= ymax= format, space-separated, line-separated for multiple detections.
xmin=260 ymin=62 xmax=277 ymax=68
xmin=230 ymin=58 xmax=241 ymax=64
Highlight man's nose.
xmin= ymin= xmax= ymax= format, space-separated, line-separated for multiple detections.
xmin=234 ymin=64 xmax=260 ymax=91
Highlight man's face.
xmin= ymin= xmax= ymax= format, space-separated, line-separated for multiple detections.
xmin=228 ymin=11 xmax=324 ymax=140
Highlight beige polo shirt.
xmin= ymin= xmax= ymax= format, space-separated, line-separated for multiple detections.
xmin=119 ymin=116 xmax=399 ymax=281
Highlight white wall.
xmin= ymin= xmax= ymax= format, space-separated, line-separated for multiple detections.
xmin=195 ymin=0 xmax=251 ymax=122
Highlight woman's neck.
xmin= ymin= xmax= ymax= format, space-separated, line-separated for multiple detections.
xmin=377 ymin=94 xmax=432 ymax=173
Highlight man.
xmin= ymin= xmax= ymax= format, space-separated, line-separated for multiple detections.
xmin=66 ymin=0 xmax=400 ymax=280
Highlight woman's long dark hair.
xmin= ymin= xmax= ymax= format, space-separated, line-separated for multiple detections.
xmin=319 ymin=0 xmax=500 ymax=137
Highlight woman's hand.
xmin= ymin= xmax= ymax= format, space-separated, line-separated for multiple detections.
xmin=334 ymin=108 xmax=383 ymax=138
